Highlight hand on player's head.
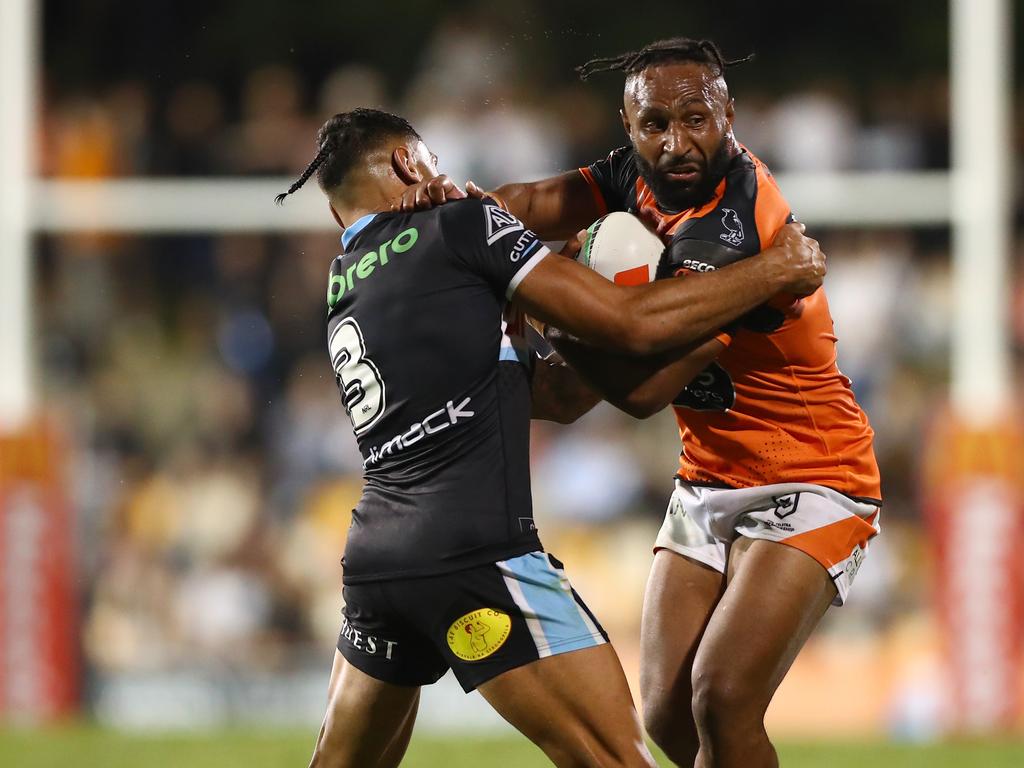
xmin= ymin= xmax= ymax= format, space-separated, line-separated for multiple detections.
xmin=394 ymin=175 xmax=466 ymax=212
xmin=393 ymin=175 xmax=490 ymax=212
xmin=769 ymin=222 xmax=826 ymax=297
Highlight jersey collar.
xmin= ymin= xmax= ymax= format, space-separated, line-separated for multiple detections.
xmin=341 ymin=213 xmax=378 ymax=251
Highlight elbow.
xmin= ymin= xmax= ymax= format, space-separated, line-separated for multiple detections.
xmin=553 ymin=410 xmax=584 ymax=425
xmin=532 ymin=397 xmax=594 ymax=425
xmin=535 ymin=406 xmax=586 ymax=425
xmin=615 ymin=393 xmax=666 ymax=420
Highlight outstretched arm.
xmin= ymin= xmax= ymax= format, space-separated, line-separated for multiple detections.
xmin=398 ymin=172 xmax=602 ymax=241
xmin=490 ymin=173 xmax=603 ymax=240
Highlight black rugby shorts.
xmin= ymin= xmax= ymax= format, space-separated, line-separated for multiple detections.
xmin=337 ymin=551 xmax=607 ymax=692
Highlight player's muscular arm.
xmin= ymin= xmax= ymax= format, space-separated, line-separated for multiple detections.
xmin=530 ymin=357 xmax=603 ymax=424
xmin=546 ymin=334 xmax=725 ymax=419
xmin=397 ymin=172 xmax=601 ymax=241
xmin=491 ymin=172 xmax=603 ymax=241
xmin=513 ymin=224 xmax=824 ymax=357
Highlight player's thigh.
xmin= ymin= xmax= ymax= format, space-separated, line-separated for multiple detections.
xmin=312 ymin=650 xmax=420 ymax=768
xmin=478 ymin=643 xmax=656 ymax=768
xmin=418 ymin=552 xmax=651 ymax=766
xmin=639 ymin=549 xmax=724 ymax=719
xmin=693 ymin=537 xmax=835 ymax=713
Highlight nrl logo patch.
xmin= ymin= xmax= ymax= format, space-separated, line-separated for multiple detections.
xmin=719 ymin=208 xmax=744 ymax=247
xmin=484 ymin=204 xmax=524 ymax=245
xmin=772 ymin=493 xmax=801 ymax=519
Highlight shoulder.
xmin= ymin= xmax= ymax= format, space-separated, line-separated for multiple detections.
xmin=582 ymin=146 xmax=638 ymax=184
xmin=580 ymin=146 xmax=640 ymax=214
xmin=437 ymin=197 xmax=526 ymax=244
xmin=746 ymin=151 xmax=792 ymax=245
xmin=604 ymin=145 xmax=636 ymax=166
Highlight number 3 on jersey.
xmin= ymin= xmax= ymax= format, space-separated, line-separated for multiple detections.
xmin=329 ymin=318 xmax=385 ymax=434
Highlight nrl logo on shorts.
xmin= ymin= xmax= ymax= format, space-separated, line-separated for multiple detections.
xmin=484 ymin=204 xmax=523 ymax=245
xmin=719 ymin=208 xmax=744 ymax=247
xmin=772 ymin=493 xmax=801 ymax=519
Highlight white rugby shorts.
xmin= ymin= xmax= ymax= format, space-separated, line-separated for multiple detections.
xmin=654 ymin=480 xmax=881 ymax=605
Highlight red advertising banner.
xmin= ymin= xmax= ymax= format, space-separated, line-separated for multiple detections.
xmin=0 ymin=420 xmax=77 ymax=721
xmin=923 ymin=409 xmax=1024 ymax=732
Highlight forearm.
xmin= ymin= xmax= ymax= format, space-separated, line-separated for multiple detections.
xmin=515 ymin=252 xmax=787 ymax=357
xmin=531 ymin=357 xmax=603 ymax=424
xmin=621 ymin=256 xmax=789 ymax=354
xmin=548 ymin=332 xmax=724 ymax=419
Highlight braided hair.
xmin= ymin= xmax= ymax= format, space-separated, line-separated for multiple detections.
xmin=576 ymin=37 xmax=752 ymax=82
xmin=275 ymin=108 xmax=421 ymax=205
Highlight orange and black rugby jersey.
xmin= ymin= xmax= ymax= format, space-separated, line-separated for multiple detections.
xmin=579 ymin=147 xmax=881 ymax=502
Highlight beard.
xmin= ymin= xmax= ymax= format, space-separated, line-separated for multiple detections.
xmin=635 ymin=137 xmax=733 ymax=213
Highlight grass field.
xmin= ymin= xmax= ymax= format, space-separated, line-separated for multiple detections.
xmin=2 ymin=726 xmax=1024 ymax=767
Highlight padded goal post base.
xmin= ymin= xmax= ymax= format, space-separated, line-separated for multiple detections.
xmin=923 ymin=408 xmax=1024 ymax=733
xmin=0 ymin=418 xmax=77 ymax=722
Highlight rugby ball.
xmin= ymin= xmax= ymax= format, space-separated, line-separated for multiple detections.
xmin=577 ymin=212 xmax=664 ymax=286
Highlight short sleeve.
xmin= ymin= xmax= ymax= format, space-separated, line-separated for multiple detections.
xmin=438 ymin=198 xmax=551 ymax=300
xmin=578 ymin=146 xmax=639 ymax=215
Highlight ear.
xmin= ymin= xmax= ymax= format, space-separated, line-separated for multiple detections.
xmin=329 ymin=202 xmax=344 ymax=229
xmin=619 ymin=108 xmax=631 ymax=138
xmin=391 ymin=145 xmax=421 ymax=185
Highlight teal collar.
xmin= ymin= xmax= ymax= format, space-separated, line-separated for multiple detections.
xmin=341 ymin=213 xmax=378 ymax=250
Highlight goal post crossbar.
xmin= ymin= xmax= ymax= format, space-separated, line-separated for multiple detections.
xmin=31 ymin=172 xmax=953 ymax=234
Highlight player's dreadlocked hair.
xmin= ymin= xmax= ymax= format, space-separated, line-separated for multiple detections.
xmin=275 ymin=108 xmax=421 ymax=204
xmin=576 ymin=37 xmax=752 ymax=81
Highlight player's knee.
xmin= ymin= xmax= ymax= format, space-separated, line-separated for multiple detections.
xmin=643 ymin=703 xmax=698 ymax=764
xmin=691 ymin=661 xmax=764 ymax=738
xmin=642 ymin=694 xmax=689 ymax=749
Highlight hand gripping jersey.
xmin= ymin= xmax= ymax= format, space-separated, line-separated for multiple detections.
xmin=580 ymin=146 xmax=881 ymax=502
xmin=326 ymin=199 xmax=551 ymax=583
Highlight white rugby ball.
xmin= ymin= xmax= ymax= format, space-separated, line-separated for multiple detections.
xmin=577 ymin=212 xmax=664 ymax=286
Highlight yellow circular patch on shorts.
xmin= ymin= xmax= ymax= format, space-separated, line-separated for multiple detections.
xmin=446 ymin=608 xmax=512 ymax=661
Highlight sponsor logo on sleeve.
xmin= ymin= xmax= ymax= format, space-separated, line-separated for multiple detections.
xmin=509 ymin=230 xmax=541 ymax=262
xmin=446 ymin=609 xmax=512 ymax=661
xmin=484 ymin=205 xmax=524 ymax=245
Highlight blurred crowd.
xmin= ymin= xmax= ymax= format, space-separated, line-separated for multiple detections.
xmin=32 ymin=13 xmax=1024 ymax=729
xmin=41 ymin=18 xmax=974 ymax=183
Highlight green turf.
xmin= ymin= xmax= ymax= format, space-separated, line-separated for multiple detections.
xmin=1 ymin=726 xmax=1022 ymax=767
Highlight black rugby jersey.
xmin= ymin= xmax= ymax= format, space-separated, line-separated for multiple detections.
xmin=327 ymin=199 xmax=551 ymax=583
